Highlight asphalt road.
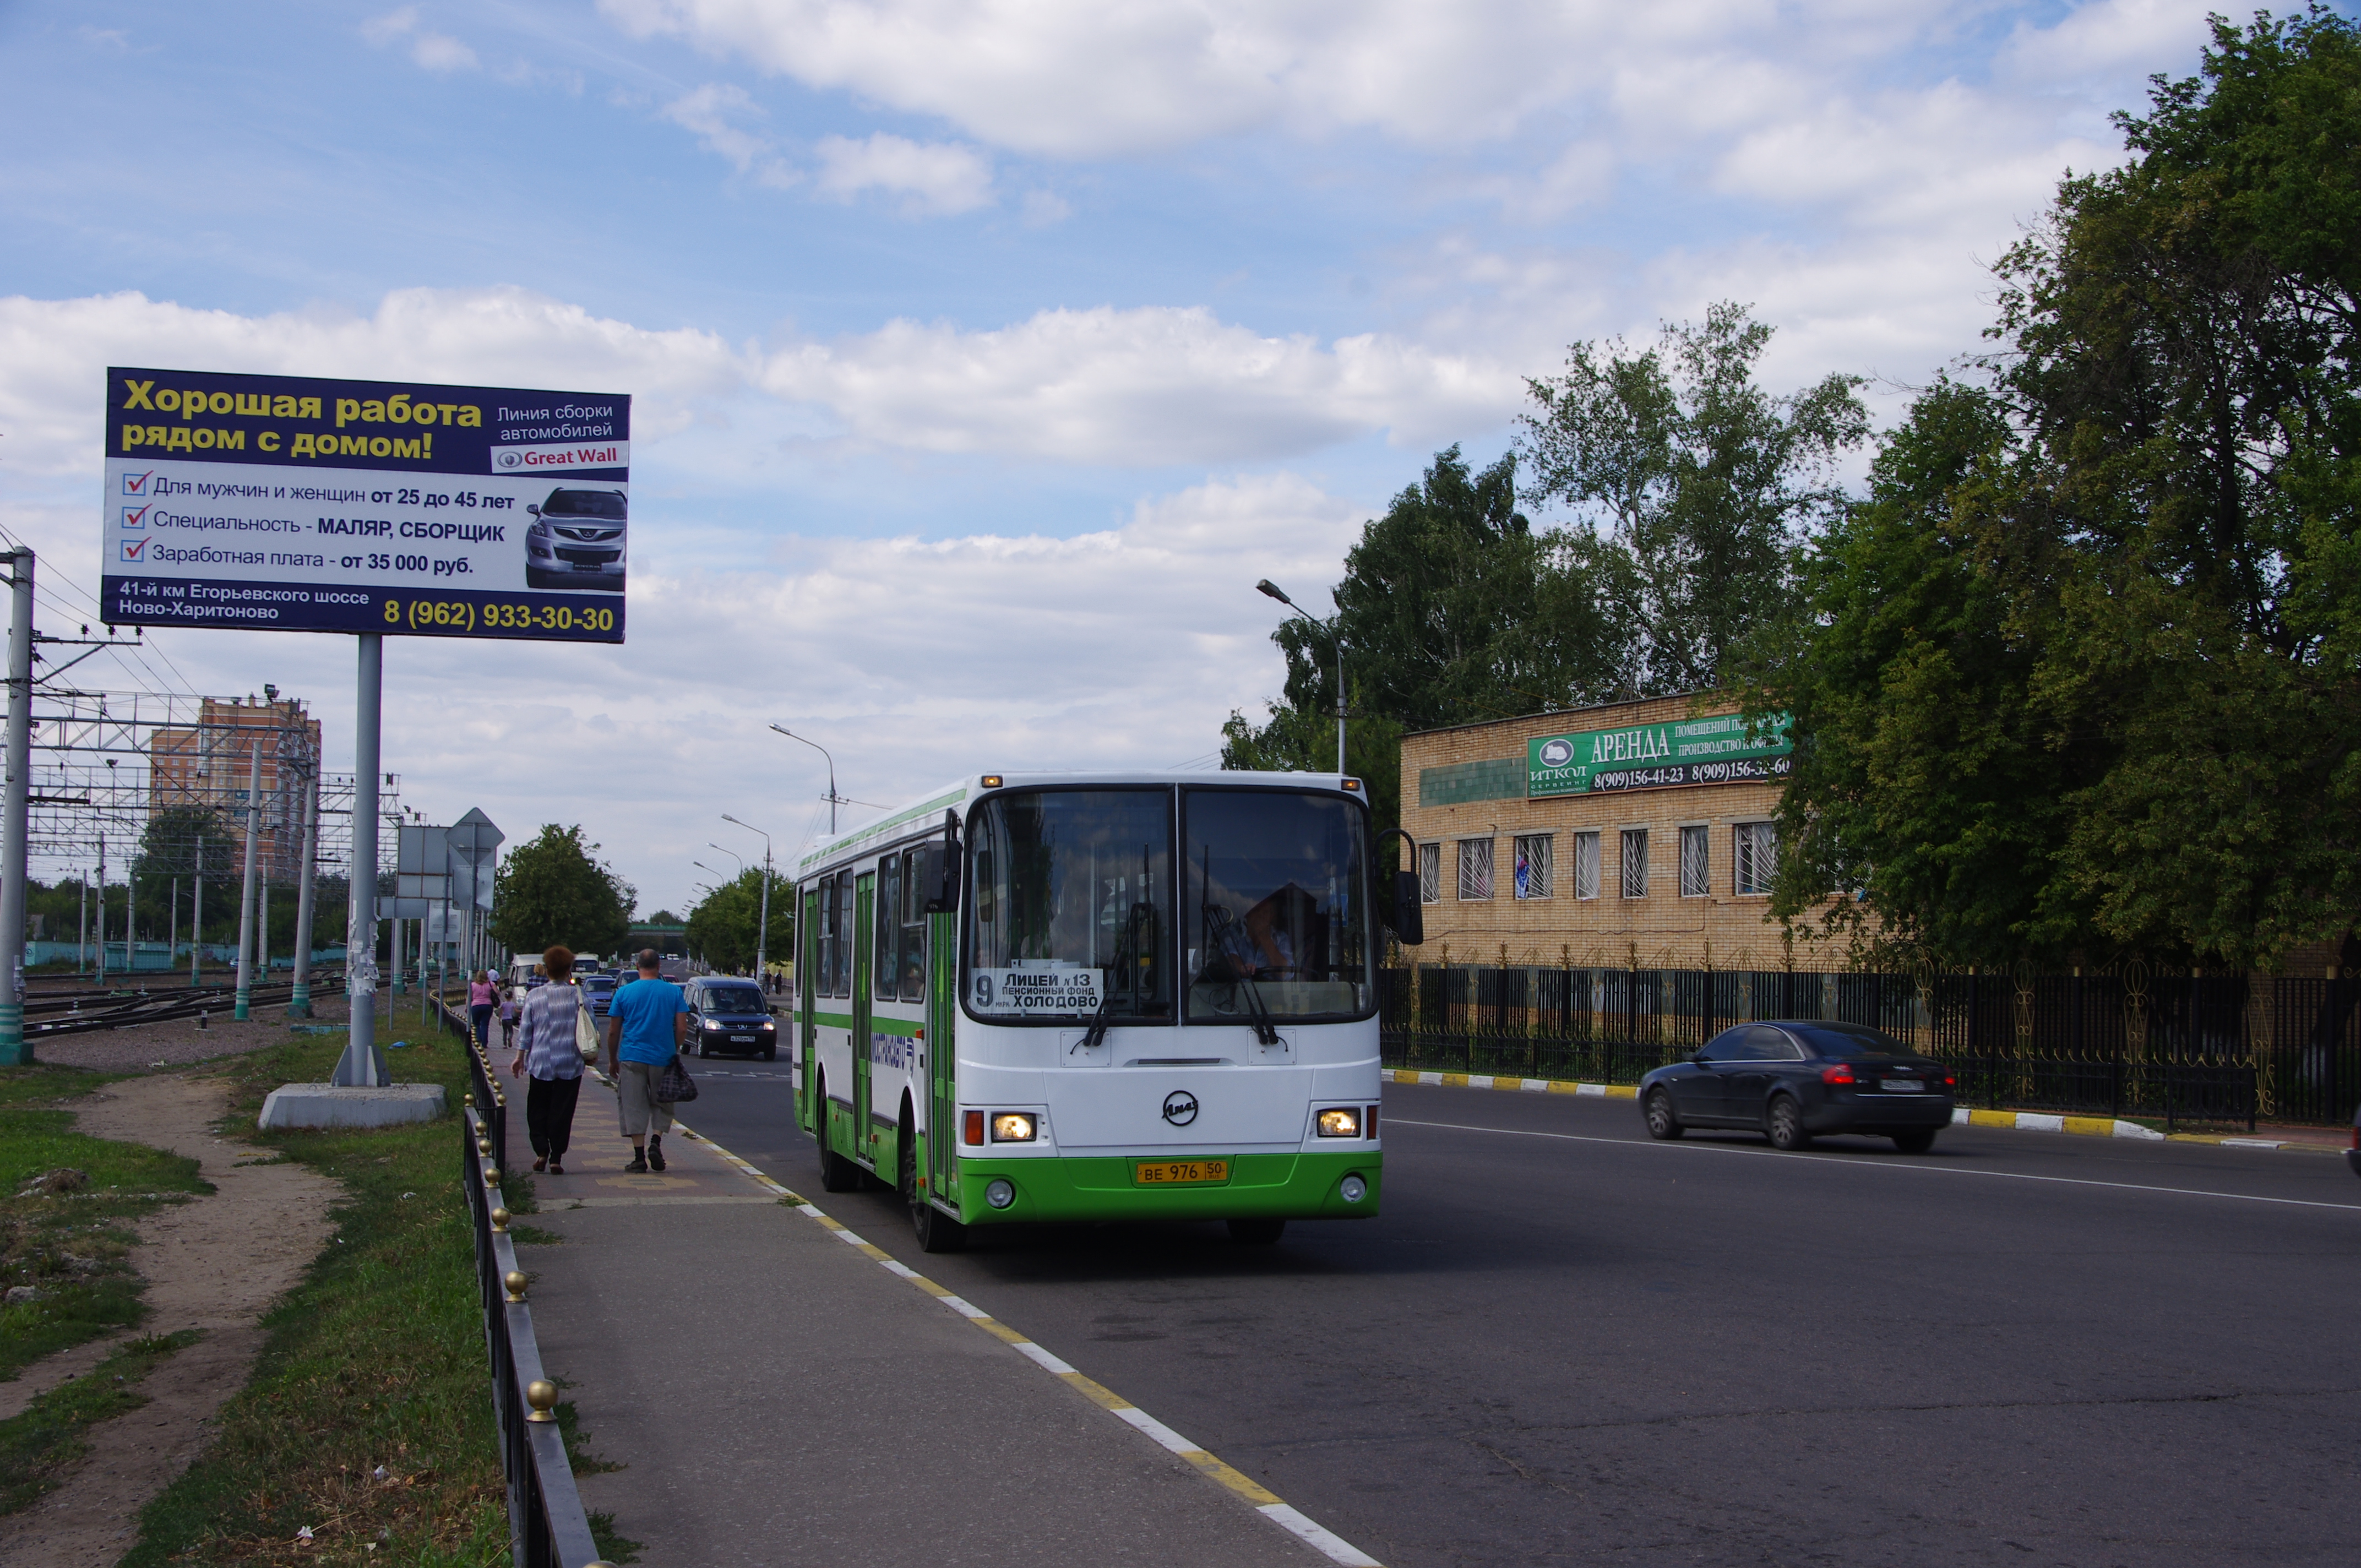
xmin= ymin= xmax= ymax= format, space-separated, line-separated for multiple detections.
xmin=677 ymin=1061 xmax=2361 ymax=1567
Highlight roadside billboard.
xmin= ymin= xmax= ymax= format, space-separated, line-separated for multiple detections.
xmin=101 ymin=367 xmax=629 ymax=642
xmin=1527 ymin=711 xmax=1792 ymax=797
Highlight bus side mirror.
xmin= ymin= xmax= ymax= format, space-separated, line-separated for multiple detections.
xmin=1390 ymin=870 xmax=1424 ymax=946
xmin=924 ymin=809 xmax=962 ymax=913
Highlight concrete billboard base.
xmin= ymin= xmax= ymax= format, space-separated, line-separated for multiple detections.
xmin=258 ymin=1083 xmax=447 ymax=1131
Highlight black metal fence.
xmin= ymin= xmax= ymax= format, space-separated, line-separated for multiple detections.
xmin=1379 ymin=964 xmax=2361 ymax=1128
xmin=461 ymin=1104 xmax=606 ymax=1567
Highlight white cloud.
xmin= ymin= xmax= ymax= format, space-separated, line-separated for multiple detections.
xmin=662 ymin=84 xmax=800 ymax=188
xmin=1021 ymin=190 xmax=1073 ymax=227
xmin=813 ymin=133 xmax=994 ymax=215
xmin=361 ymin=7 xmax=480 ymax=73
xmin=761 ymin=305 xmax=1519 ymax=464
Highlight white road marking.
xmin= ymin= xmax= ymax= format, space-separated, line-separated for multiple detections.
xmin=1386 ymin=1117 xmax=2361 ymax=1213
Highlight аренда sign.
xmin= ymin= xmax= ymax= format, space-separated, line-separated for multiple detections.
xmin=1527 ymin=712 xmax=1792 ymax=797
xmin=101 ymin=367 xmax=630 ymax=642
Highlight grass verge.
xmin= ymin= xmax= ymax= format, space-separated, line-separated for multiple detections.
xmin=0 ymin=1331 xmax=202 ymax=1515
xmin=120 ymin=1027 xmax=515 ymax=1567
xmin=0 ymin=1065 xmax=208 ymax=1382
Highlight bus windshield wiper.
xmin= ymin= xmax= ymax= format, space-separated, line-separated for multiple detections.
xmin=1199 ymin=902 xmax=1282 ymax=1047
xmin=1080 ymin=902 xmax=1152 ymax=1054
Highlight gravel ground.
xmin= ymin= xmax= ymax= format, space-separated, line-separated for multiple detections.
xmin=21 ymin=989 xmax=459 ymax=1074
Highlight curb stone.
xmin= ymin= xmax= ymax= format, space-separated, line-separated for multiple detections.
xmin=1382 ymin=1069 xmax=2341 ymax=1156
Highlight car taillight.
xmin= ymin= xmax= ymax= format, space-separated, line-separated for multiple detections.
xmin=1943 ymin=1074 xmax=1957 ymax=1089
xmin=964 ymin=1110 xmax=985 ymax=1146
xmin=1821 ymin=1065 xmax=1854 ymax=1085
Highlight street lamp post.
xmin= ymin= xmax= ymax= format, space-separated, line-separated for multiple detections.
xmin=1256 ymin=579 xmax=1346 ymax=774
xmin=720 ymin=814 xmax=773 ymax=986
xmin=768 ymin=725 xmax=845 ymax=835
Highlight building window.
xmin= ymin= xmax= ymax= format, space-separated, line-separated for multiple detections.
xmin=1457 ymin=838 xmax=1494 ymax=901
xmin=1417 ymin=841 xmax=1441 ymax=905
xmin=1619 ymin=829 xmax=1648 ymax=899
xmin=1514 ymin=834 xmax=1552 ymax=899
xmin=1735 ymin=821 xmax=1776 ymax=896
xmin=1573 ymin=831 xmax=1600 ymax=900
xmin=1679 ymin=825 xmax=1709 ymax=898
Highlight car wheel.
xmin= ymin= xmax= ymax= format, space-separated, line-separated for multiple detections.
xmin=1227 ymin=1218 xmax=1286 ymax=1245
xmin=912 ymin=1192 xmax=966 ymax=1253
xmin=762 ymin=1048 xmax=776 ymax=1062
xmin=526 ymin=567 xmax=550 ymax=589
xmin=1644 ymin=1088 xmax=1683 ymax=1140
xmin=1891 ymin=1129 xmax=1937 ymax=1154
xmin=1766 ymin=1096 xmax=1811 ymax=1151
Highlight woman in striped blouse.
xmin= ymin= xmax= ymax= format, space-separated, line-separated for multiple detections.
xmin=509 ymin=943 xmax=586 ymax=1174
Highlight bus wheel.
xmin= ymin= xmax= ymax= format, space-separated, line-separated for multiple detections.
xmin=1227 ymin=1218 xmax=1285 ymax=1245
xmin=912 ymin=1196 xmax=967 ymax=1254
xmin=814 ymin=1077 xmax=859 ymax=1193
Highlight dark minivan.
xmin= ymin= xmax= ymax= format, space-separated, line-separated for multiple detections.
xmin=1640 ymin=1021 xmax=1955 ymax=1152
xmin=684 ymin=977 xmax=777 ymax=1060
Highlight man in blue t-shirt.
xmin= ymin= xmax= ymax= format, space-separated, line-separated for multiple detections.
xmin=603 ymin=949 xmax=689 ymax=1172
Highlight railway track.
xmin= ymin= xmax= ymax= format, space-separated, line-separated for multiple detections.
xmin=24 ymin=972 xmax=350 ymax=1037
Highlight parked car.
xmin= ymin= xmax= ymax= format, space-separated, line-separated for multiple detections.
xmin=2347 ymin=1098 xmax=2361 ymax=1179
xmin=1640 ymin=1020 xmax=1956 ymax=1152
xmin=683 ymin=977 xmax=777 ymax=1060
xmin=579 ymin=973 xmax=620 ymax=1018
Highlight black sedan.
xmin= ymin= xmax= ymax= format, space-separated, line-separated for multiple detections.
xmin=1640 ymin=1021 xmax=1955 ymax=1152
xmin=684 ymin=978 xmax=778 ymax=1060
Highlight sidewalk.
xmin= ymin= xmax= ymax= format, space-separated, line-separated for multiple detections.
xmin=505 ymin=1050 xmax=1335 ymax=1568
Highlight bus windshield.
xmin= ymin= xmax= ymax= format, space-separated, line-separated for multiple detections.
xmin=1184 ymin=788 xmax=1370 ymax=1022
xmin=966 ymin=790 xmax=1173 ymax=1023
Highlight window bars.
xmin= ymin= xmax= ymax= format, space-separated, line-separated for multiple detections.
xmin=1513 ymin=834 xmax=1552 ymax=900
xmin=1734 ymin=821 xmax=1775 ymax=895
xmin=1679 ymin=825 xmax=1709 ymax=897
xmin=1573 ymin=831 xmax=1600 ymax=900
xmin=1619 ymin=829 xmax=1648 ymax=899
xmin=1457 ymin=837 xmax=1494 ymax=901
xmin=1417 ymin=841 xmax=1441 ymax=905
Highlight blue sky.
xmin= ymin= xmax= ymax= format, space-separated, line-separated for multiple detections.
xmin=0 ymin=0 xmax=2249 ymax=911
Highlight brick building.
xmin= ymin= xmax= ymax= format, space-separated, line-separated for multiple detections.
xmin=1396 ymin=692 xmax=1836 ymax=970
xmin=148 ymin=696 xmax=320 ymax=880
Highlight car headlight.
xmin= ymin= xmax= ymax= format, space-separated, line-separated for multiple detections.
xmin=1339 ymin=1174 xmax=1368 ymax=1203
xmin=1315 ymin=1107 xmax=1361 ymax=1138
xmin=701 ymin=1019 xmax=721 ymax=1029
xmin=985 ymin=1178 xmax=1016 ymax=1208
xmin=991 ymin=1113 xmax=1037 ymax=1142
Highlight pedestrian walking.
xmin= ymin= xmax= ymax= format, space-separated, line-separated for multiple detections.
xmin=467 ymin=968 xmax=499 ymax=1049
xmin=499 ymin=987 xmax=521 ymax=1050
xmin=509 ymin=944 xmax=587 ymax=1174
xmin=605 ymin=946 xmax=689 ymax=1172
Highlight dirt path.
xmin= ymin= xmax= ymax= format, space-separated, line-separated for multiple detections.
xmin=0 ymin=1075 xmax=336 ymax=1568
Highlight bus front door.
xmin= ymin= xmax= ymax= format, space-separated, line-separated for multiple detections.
xmin=853 ymin=872 xmax=875 ymax=1169
xmin=799 ymin=887 xmax=819 ymax=1136
xmin=926 ymin=910 xmax=956 ymax=1202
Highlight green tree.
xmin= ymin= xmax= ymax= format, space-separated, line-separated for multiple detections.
xmin=1521 ymin=302 xmax=1869 ymax=693
xmin=684 ymin=871 xmax=791 ymax=973
xmin=1755 ymin=9 xmax=2361 ymax=968
xmin=488 ymin=825 xmax=634 ymax=959
xmin=1222 ymin=445 xmax=1636 ymax=832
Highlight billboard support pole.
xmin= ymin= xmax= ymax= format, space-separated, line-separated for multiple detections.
xmin=336 ymin=634 xmax=383 ymax=1086
xmin=290 ymin=767 xmax=318 ymax=1017
xmin=0 ymin=550 xmax=32 ymax=1066
xmin=233 ymin=742 xmax=260 ymax=1020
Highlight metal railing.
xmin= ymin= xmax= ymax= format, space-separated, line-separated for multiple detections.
xmin=461 ymin=1101 xmax=607 ymax=1568
xmin=1378 ymin=961 xmax=2332 ymax=1127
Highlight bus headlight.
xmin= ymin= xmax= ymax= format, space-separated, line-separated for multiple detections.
xmin=985 ymin=1178 xmax=1016 ymax=1209
xmin=1315 ymin=1108 xmax=1361 ymax=1138
xmin=991 ymin=1113 xmax=1037 ymax=1142
xmin=1339 ymin=1174 xmax=1368 ymax=1203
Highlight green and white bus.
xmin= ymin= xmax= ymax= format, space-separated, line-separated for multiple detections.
xmin=793 ymin=770 xmax=1421 ymax=1252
